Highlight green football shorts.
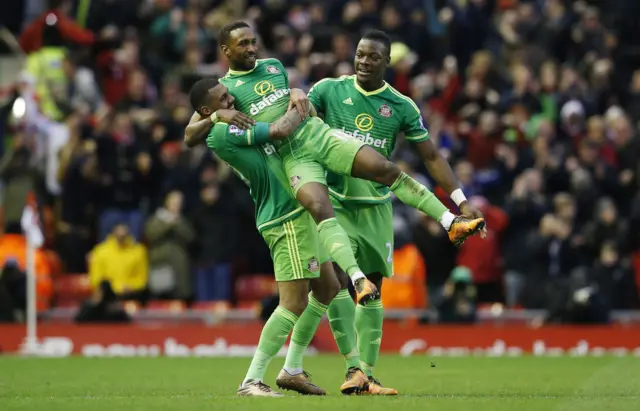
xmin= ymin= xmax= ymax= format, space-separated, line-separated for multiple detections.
xmin=280 ymin=117 xmax=365 ymax=196
xmin=261 ymin=211 xmax=330 ymax=282
xmin=331 ymin=199 xmax=394 ymax=278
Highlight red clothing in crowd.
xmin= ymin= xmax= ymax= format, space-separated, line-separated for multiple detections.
xmin=456 ymin=203 xmax=509 ymax=284
xmin=19 ymin=10 xmax=94 ymax=53
xmin=96 ymin=51 xmax=130 ymax=106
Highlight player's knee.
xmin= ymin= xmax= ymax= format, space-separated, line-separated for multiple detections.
xmin=279 ymin=292 xmax=308 ymax=317
xmin=302 ymin=198 xmax=334 ymax=222
xmin=316 ymin=276 xmax=340 ymax=304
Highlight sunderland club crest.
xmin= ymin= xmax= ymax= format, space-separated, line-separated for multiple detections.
xmin=378 ymin=104 xmax=393 ymax=118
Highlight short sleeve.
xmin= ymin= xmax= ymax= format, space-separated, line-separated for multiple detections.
xmin=401 ymin=100 xmax=429 ymax=143
xmin=308 ymin=79 xmax=329 ymax=114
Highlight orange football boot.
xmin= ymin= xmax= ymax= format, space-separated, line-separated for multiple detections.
xmin=340 ymin=367 xmax=369 ymax=395
xmin=448 ymin=216 xmax=485 ymax=247
xmin=354 ymin=278 xmax=380 ymax=305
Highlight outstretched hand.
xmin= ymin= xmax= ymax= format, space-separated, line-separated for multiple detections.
xmin=288 ymin=88 xmax=310 ymax=120
xmin=459 ymin=201 xmax=487 ymax=239
xmin=215 ymin=109 xmax=255 ymax=130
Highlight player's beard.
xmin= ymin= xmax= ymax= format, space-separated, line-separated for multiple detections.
xmin=234 ymin=53 xmax=256 ymax=71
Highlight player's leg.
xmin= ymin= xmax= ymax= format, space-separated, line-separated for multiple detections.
xmin=238 ymin=221 xmax=313 ymax=396
xmin=238 ymin=278 xmax=304 ymax=396
xmin=352 ymin=147 xmax=484 ymax=244
xmin=283 ymin=156 xmax=379 ymax=304
xmin=350 ymin=202 xmax=398 ymax=395
xmin=275 ymin=214 xmax=337 ymax=395
xmin=277 ymin=261 xmax=340 ymax=394
xmin=326 ymin=201 xmax=373 ymax=394
xmin=315 ymin=128 xmax=484 ymax=245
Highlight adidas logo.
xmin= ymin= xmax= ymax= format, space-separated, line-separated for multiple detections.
xmin=343 ymin=97 xmax=353 ymax=105
xmin=370 ymin=338 xmax=382 ymax=345
xmin=332 ymin=330 xmax=346 ymax=339
xmin=235 ymin=80 xmax=245 ymax=87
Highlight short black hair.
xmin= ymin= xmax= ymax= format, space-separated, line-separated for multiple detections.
xmin=219 ymin=21 xmax=251 ymax=47
xmin=361 ymin=30 xmax=391 ymax=55
xmin=189 ymin=77 xmax=219 ymax=113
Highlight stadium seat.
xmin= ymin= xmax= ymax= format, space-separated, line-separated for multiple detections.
xmin=235 ymin=274 xmax=276 ymax=302
xmin=54 ymin=274 xmax=92 ymax=306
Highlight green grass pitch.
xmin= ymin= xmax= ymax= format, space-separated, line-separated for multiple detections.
xmin=1 ymin=356 xmax=639 ymax=410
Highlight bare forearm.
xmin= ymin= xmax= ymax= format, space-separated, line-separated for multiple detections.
xmin=425 ymin=154 xmax=459 ymax=194
xmin=269 ymin=109 xmax=304 ymax=139
xmin=184 ymin=113 xmax=211 ymax=148
xmin=415 ymin=140 xmax=459 ymax=194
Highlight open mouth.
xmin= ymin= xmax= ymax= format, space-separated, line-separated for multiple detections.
xmin=357 ymin=69 xmax=371 ymax=76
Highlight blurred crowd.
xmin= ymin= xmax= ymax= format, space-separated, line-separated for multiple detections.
xmin=1 ymin=0 xmax=640 ymax=324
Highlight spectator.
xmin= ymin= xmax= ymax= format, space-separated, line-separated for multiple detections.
xmin=0 ymin=262 xmax=25 ymax=322
xmin=533 ymin=266 xmax=610 ymax=327
xmin=437 ymin=266 xmax=477 ymax=324
xmin=145 ymin=190 xmax=194 ymax=301
xmin=19 ymin=0 xmax=94 ymax=54
xmin=62 ymin=52 xmax=104 ymax=114
xmin=0 ymin=224 xmax=52 ymax=312
xmin=56 ymin=136 xmax=99 ymax=273
xmin=456 ymin=196 xmax=509 ymax=303
xmin=88 ymin=222 xmax=148 ymax=301
xmin=382 ymin=215 xmax=426 ymax=309
xmin=0 ymin=134 xmax=41 ymax=229
xmin=581 ymin=198 xmax=628 ymax=260
xmin=523 ymin=212 xmax=581 ymax=308
xmin=413 ymin=211 xmax=457 ymax=309
xmin=75 ymin=280 xmax=131 ymax=323
xmin=501 ymin=169 xmax=547 ymax=307
xmin=95 ymin=111 xmax=147 ymax=241
xmin=190 ymin=183 xmax=238 ymax=302
xmin=592 ymin=242 xmax=639 ymax=310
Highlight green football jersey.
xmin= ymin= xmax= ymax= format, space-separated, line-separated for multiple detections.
xmin=206 ymin=122 xmax=303 ymax=232
xmin=220 ymin=58 xmax=294 ymax=124
xmin=308 ymin=75 xmax=429 ymax=204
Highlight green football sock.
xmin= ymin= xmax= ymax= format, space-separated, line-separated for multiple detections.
xmin=283 ymin=293 xmax=328 ymax=373
xmin=355 ymin=298 xmax=383 ymax=377
xmin=390 ymin=172 xmax=448 ymax=221
xmin=243 ymin=306 xmax=298 ymax=384
xmin=327 ymin=289 xmax=361 ymax=371
xmin=317 ymin=218 xmax=362 ymax=278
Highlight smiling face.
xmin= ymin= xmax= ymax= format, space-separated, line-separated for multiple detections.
xmin=221 ymin=27 xmax=258 ymax=71
xmin=354 ymin=38 xmax=389 ymax=89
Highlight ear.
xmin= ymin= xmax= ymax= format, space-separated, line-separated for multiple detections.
xmin=221 ymin=45 xmax=230 ymax=58
xmin=386 ymin=54 xmax=391 ymax=65
xmin=200 ymin=106 xmax=212 ymax=116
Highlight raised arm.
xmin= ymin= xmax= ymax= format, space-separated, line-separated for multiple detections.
xmin=184 ymin=112 xmax=211 ymax=148
xmin=184 ymin=110 xmax=256 ymax=148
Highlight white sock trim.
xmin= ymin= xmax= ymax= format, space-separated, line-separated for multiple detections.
xmin=350 ymin=271 xmax=366 ymax=284
xmin=439 ymin=210 xmax=456 ymax=231
xmin=283 ymin=367 xmax=303 ymax=375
